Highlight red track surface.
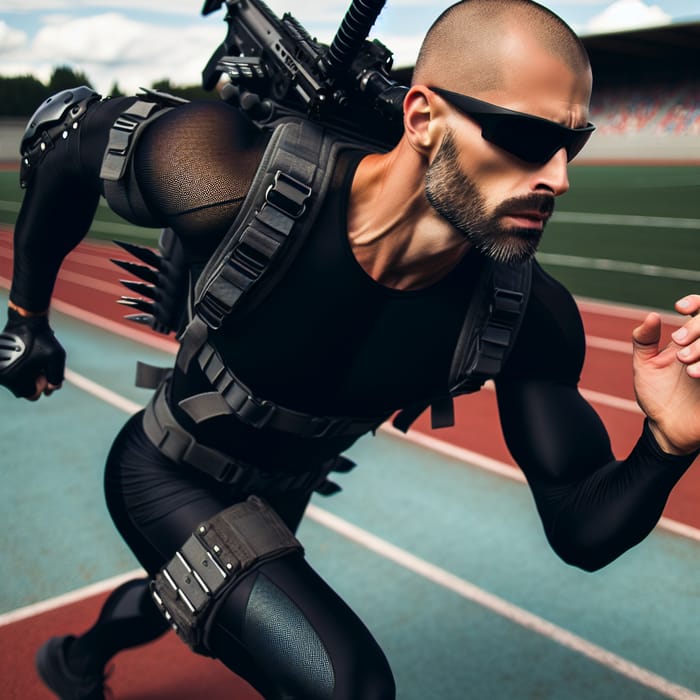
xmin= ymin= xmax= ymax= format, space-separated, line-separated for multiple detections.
xmin=1 ymin=228 xmax=698 ymax=530
xmin=0 ymin=590 xmax=263 ymax=699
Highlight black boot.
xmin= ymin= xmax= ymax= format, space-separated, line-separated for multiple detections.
xmin=35 ymin=636 xmax=108 ymax=700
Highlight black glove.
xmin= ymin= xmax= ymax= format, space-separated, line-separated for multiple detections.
xmin=0 ymin=309 xmax=66 ymax=398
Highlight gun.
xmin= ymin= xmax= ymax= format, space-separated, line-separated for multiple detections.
xmin=201 ymin=0 xmax=408 ymax=147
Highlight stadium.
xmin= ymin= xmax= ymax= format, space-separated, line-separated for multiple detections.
xmin=1 ymin=12 xmax=699 ymax=700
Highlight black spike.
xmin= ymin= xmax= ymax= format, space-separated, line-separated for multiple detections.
xmin=117 ymin=297 xmax=155 ymax=314
xmin=123 ymin=313 xmax=155 ymax=326
xmin=110 ymin=259 xmax=158 ymax=284
xmin=120 ymin=279 xmax=156 ymax=299
xmin=113 ymin=240 xmax=162 ymax=269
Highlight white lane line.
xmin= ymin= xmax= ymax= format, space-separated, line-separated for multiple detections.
xmin=538 ymin=253 xmax=700 ymax=282
xmin=551 ymin=211 xmax=700 ymax=230
xmin=481 ymin=377 xmax=639 ymax=412
xmin=380 ymin=425 xmax=700 ymax=544
xmin=64 ymin=369 xmax=142 ymax=414
xmin=586 ymin=336 xmax=632 ymax=354
xmin=580 ymin=389 xmax=640 ymax=413
xmin=54 ymin=269 xmax=126 ymax=296
xmin=0 ymin=569 xmax=145 ymax=627
xmin=577 ymin=297 xmax=684 ymax=324
xmin=306 ymin=504 xmax=700 ymax=700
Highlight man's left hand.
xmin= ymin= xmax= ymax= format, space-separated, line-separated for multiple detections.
xmin=632 ymin=294 xmax=700 ymax=455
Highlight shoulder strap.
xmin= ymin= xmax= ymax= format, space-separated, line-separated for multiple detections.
xmin=393 ymin=258 xmax=532 ymax=433
xmin=177 ymin=118 xmax=374 ymax=371
xmin=449 ymin=258 xmax=532 ymax=394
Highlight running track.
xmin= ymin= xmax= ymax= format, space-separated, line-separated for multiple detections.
xmin=1 ymin=227 xmax=698 ymax=534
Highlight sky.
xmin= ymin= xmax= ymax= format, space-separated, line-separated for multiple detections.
xmin=1 ymin=0 xmax=699 ymax=95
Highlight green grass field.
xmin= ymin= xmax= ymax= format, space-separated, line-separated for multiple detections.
xmin=1 ymin=165 xmax=698 ymax=310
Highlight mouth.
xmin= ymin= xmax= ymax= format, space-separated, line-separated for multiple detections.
xmin=504 ymin=211 xmax=550 ymax=230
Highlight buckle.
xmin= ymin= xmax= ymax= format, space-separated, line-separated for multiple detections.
xmin=196 ymin=292 xmax=230 ymax=330
xmin=230 ymin=391 xmax=276 ymax=429
xmin=491 ymin=288 xmax=523 ymax=324
xmin=265 ymin=170 xmax=312 ymax=219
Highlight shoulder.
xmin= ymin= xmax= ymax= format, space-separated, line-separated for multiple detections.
xmin=129 ymin=98 xmax=268 ymax=223
xmin=501 ymin=260 xmax=586 ymax=383
xmin=135 ymin=98 xmax=267 ymax=159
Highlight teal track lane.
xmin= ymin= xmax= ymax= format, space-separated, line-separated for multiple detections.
xmin=1 ymin=290 xmax=699 ymax=699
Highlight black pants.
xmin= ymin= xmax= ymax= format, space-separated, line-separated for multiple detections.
xmin=96 ymin=412 xmax=395 ymax=699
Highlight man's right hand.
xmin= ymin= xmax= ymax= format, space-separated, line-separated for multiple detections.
xmin=0 ymin=308 xmax=66 ymax=400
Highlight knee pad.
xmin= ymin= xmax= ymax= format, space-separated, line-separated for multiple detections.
xmin=20 ymin=85 xmax=101 ymax=188
xmin=150 ymin=495 xmax=302 ymax=654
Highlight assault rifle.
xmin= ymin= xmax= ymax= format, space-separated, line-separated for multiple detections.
xmin=201 ymin=0 xmax=408 ymax=147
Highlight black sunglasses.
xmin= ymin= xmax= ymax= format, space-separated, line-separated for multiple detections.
xmin=430 ymin=87 xmax=595 ymax=164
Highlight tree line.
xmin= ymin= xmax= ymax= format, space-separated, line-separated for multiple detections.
xmin=1 ymin=66 xmax=213 ymax=117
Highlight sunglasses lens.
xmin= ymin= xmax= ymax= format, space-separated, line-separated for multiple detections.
xmin=482 ymin=116 xmax=594 ymax=164
xmin=564 ymin=130 xmax=593 ymax=161
xmin=481 ymin=115 xmax=569 ymax=164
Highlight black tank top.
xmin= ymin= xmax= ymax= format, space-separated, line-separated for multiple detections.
xmin=171 ymin=149 xmax=480 ymax=468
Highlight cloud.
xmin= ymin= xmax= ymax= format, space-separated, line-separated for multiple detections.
xmin=0 ymin=0 xmax=200 ymax=14
xmin=8 ymin=12 xmax=223 ymax=93
xmin=586 ymin=0 xmax=672 ymax=33
xmin=0 ymin=20 xmax=27 ymax=52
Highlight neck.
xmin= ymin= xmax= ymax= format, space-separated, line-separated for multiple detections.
xmin=348 ymin=137 xmax=471 ymax=290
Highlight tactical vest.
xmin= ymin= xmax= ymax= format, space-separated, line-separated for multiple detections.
xmin=105 ymin=99 xmax=532 ymax=438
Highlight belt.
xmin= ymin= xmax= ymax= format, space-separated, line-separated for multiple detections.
xmin=142 ymin=379 xmax=353 ymax=494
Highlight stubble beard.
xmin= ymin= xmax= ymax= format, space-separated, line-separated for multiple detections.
xmin=424 ymin=130 xmax=554 ymax=266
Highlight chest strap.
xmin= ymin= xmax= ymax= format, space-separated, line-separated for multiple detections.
xmin=176 ymin=342 xmax=389 ymax=439
xmin=142 ymin=378 xmax=354 ymax=493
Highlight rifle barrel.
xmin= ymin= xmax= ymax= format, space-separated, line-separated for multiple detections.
xmin=326 ymin=0 xmax=387 ymax=76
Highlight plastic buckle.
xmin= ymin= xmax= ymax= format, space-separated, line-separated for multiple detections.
xmin=236 ymin=394 xmax=276 ymax=429
xmin=491 ymin=288 xmax=524 ymax=323
xmin=196 ymin=292 xmax=229 ymax=330
xmin=265 ymin=170 xmax=312 ymax=219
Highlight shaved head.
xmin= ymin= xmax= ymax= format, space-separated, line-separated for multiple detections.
xmin=413 ymin=0 xmax=590 ymax=93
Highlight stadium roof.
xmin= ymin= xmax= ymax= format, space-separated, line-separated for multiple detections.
xmin=392 ymin=21 xmax=700 ymax=87
xmin=582 ymin=21 xmax=700 ymax=85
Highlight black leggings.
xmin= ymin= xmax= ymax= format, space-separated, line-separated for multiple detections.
xmin=93 ymin=412 xmax=395 ymax=699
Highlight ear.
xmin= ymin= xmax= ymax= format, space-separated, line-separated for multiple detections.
xmin=403 ymin=85 xmax=442 ymax=156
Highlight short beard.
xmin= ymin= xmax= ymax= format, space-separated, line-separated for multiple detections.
xmin=425 ymin=130 xmax=554 ymax=266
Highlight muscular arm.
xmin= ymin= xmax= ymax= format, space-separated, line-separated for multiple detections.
xmin=496 ymin=265 xmax=697 ymax=571
xmin=11 ymin=96 xmax=138 ymax=311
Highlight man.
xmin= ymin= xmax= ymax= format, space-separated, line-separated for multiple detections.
xmin=2 ymin=1 xmax=699 ymax=698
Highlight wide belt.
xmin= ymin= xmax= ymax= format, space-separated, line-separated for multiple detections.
xmin=174 ymin=342 xmax=389 ymax=439
xmin=142 ymin=379 xmax=351 ymax=493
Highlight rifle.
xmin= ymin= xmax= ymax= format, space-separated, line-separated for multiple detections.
xmin=201 ymin=0 xmax=408 ymax=147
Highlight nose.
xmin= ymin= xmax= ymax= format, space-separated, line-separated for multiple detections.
xmin=533 ymin=147 xmax=569 ymax=196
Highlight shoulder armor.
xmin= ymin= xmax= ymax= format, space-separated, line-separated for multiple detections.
xmin=21 ymin=86 xmax=100 ymax=153
xmin=20 ymin=85 xmax=101 ymax=188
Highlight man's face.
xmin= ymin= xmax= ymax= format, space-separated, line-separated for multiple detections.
xmin=425 ymin=128 xmax=554 ymax=265
xmin=423 ymin=41 xmax=592 ymax=265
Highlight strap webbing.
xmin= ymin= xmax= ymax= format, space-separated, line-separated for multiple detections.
xmin=392 ymin=258 xmax=532 ymax=433
xmin=193 ymin=120 xmax=327 ymax=331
